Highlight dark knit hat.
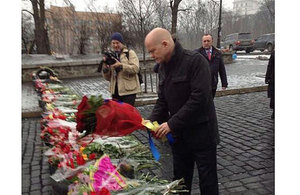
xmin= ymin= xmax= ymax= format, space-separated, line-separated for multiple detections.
xmin=111 ymin=32 xmax=124 ymax=43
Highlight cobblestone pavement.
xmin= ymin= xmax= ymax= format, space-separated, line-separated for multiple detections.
xmin=22 ymin=92 xmax=274 ymax=195
xmin=22 ymin=82 xmax=42 ymax=114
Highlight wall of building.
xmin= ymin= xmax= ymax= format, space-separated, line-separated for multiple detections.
xmin=45 ymin=6 xmax=122 ymax=55
xmin=233 ymin=0 xmax=260 ymax=16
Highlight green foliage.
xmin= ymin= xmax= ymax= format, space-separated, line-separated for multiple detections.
xmin=81 ymin=95 xmax=104 ymax=135
xmin=82 ymin=142 xmax=103 ymax=156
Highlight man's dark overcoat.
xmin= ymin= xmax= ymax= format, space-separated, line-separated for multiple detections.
xmin=149 ymin=42 xmax=219 ymax=148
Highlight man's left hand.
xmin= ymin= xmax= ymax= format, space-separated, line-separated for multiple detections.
xmin=155 ymin=122 xmax=171 ymax=139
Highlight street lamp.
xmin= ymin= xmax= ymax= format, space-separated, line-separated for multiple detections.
xmin=217 ymin=0 xmax=222 ymax=48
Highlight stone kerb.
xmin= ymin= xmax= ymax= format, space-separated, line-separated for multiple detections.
xmin=215 ymin=86 xmax=267 ymax=97
xmin=222 ymin=51 xmax=234 ymax=64
xmin=22 ymin=55 xmax=156 ymax=82
xmin=22 ymin=58 xmax=101 ymax=82
xmin=134 ymin=86 xmax=268 ymax=106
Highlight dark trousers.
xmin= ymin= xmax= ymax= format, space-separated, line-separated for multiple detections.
xmin=112 ymin=83 xmax=136 ymax=106
xmin=172 ymin=144 xmax=219 ymax=195
xmin=112 ymin=93 xmax=136 ymax=106
xmin=212 ymin=88 xmax=217 ymax=99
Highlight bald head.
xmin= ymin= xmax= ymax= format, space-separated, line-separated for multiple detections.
xmin=145 ymin=28 xmax=173 ymax=45
xmin=144 ymin=28 xmax=175 ymax=64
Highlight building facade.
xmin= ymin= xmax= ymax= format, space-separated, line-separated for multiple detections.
xmin=45 ymin=6 xmax=122 ymax=54
xmin=233 ymin=0 xmax=261 ymax=16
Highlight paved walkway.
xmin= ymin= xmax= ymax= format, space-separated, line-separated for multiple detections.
xmin=22 ymin=91 xmax=274 ymax=195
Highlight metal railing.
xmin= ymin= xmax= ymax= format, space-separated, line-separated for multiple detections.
xmin=140 ymin=67 xmax=159 ymax=94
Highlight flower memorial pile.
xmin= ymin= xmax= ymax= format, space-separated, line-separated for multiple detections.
xmin=31 ymin=67 xmax=186 ymax=194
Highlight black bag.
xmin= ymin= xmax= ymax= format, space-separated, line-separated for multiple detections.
xmin=124 ymin=50 xmax=143 ymax=84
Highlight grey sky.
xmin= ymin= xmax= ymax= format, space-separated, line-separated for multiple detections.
xmin=23 ymin=0 xmax=235 ymax=12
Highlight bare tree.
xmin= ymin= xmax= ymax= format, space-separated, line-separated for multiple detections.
xmin=76 ymin=21 xmax=92 ymax=54
xmin=259 ymin=0 xmax=275 ymax=22
xmin=28 ymin=0 xmax=51 ymax=54
xmin=153 ymin=0 xmax=172 ymax=29
xmin=118 ymin=0 xmax=156 ymax=63
xmin=177 ymin=0 xmax=199 ymax=48
xmin=22 ymin=12 xmax=35 ymax=54
xmin=220 ymin=9 xmax=235 ymax=38
xmin=86 ymin=1 xmax=122 ymax=52
xmin=203 ymin=0 xmax=219 ymax=34
xmin=256 ymin=0 xmax=274 ymax=34
xmin=178 ymin=0 xmax=219 ymax=49
xmin=170 ymin=0 xmax=182 ymax=34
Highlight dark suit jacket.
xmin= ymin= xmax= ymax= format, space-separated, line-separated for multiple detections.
xmin=196 ymin=46 xmax=228 ymax=90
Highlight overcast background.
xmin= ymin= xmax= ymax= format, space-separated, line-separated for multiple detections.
xmin=1 ymin=1 xmax=300 ymax=194
xmin=22 ymin=0 xmax=235 ymax=12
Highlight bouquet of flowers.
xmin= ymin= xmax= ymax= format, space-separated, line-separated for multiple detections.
xmin=67 ymin=155 xmax=187 ymax=195
xmin=76 ymin=95 xmax=104 ymax=135
xmin=94 ymin=100 xmax=145 ymax=136
xmin=76 ymin=96 xmax=146 ymax=137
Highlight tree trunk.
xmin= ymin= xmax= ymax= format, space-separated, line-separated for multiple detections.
xmin=31 ymin=0 xmax=51 ymax=54
xmin=170 ymin=0 xmax=182 ymax=34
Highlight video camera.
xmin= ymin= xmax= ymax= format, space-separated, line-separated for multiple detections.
xmin=102 ymin=49 xmax=118 ymax=65
xmin=97 ymin=49 xmax=118 ymax=73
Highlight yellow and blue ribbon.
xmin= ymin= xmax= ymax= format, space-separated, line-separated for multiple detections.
xmin=143 ymin=120 xmax=174 ymax=161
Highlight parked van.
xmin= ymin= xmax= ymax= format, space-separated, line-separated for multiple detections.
xmin=221 ymin=33 xmax=254 ymax=53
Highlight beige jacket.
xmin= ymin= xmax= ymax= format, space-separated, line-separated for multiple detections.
xmin=102 ymin=48 xmax=141 ymax=96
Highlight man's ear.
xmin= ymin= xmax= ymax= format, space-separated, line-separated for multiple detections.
xmin=162 ymin=40 xmax=168 ymax=47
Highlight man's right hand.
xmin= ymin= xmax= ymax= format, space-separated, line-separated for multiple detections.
xmin=155 ymin=122 xmax=171 ymax=139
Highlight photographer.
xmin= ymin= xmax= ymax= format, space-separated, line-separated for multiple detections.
xmin=101 ymin=32 xmax=141 ymax=106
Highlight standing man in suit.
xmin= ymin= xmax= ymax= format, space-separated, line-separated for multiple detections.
xmin=196 ymin=34 xmax=228 ymax=98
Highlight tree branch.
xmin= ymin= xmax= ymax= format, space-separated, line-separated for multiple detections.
xmin=22 ymin=9 xmax=34 ymax=16
xmin=178 ymin=8 xmax=192 ymax=12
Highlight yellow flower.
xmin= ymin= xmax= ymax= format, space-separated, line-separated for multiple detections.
xmin=82 ymin=154 xmax=88 ymax=160
xmin=80 ymin=146 xmax=85 ymax=153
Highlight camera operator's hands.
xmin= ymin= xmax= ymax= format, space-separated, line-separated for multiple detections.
xmin=110 ymin=59 xmax=122 ymax=70
xmin=101 ymin=56 xmax=111 ymax=73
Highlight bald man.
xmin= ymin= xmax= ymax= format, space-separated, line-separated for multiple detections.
xmin=145 ymin=28 xmax=219 ymax=195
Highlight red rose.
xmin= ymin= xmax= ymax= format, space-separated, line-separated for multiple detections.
xmin=76 ymin=154 xmax=85 ymax=166
xmin=62 ymin=144 xmax=71 ymax=153
xmin=89 ymin=153 xmax=96 ymax=160
xmin=59 ymin=127 xmax=68 ymax=136
xmin=77 ymin=96 xmax=90 ymax=113
xmin=59 ymin=115 xmax=67 ymax=120
xmin=76 ymin=96 xmax=91 ymax=131
xmin=48 ymin=127 xmax=54 ymax=135
xmin=73 ymin=151 xmax=80 ymax=156
xmin=99 ymin=187 xmax=111 ymax=195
